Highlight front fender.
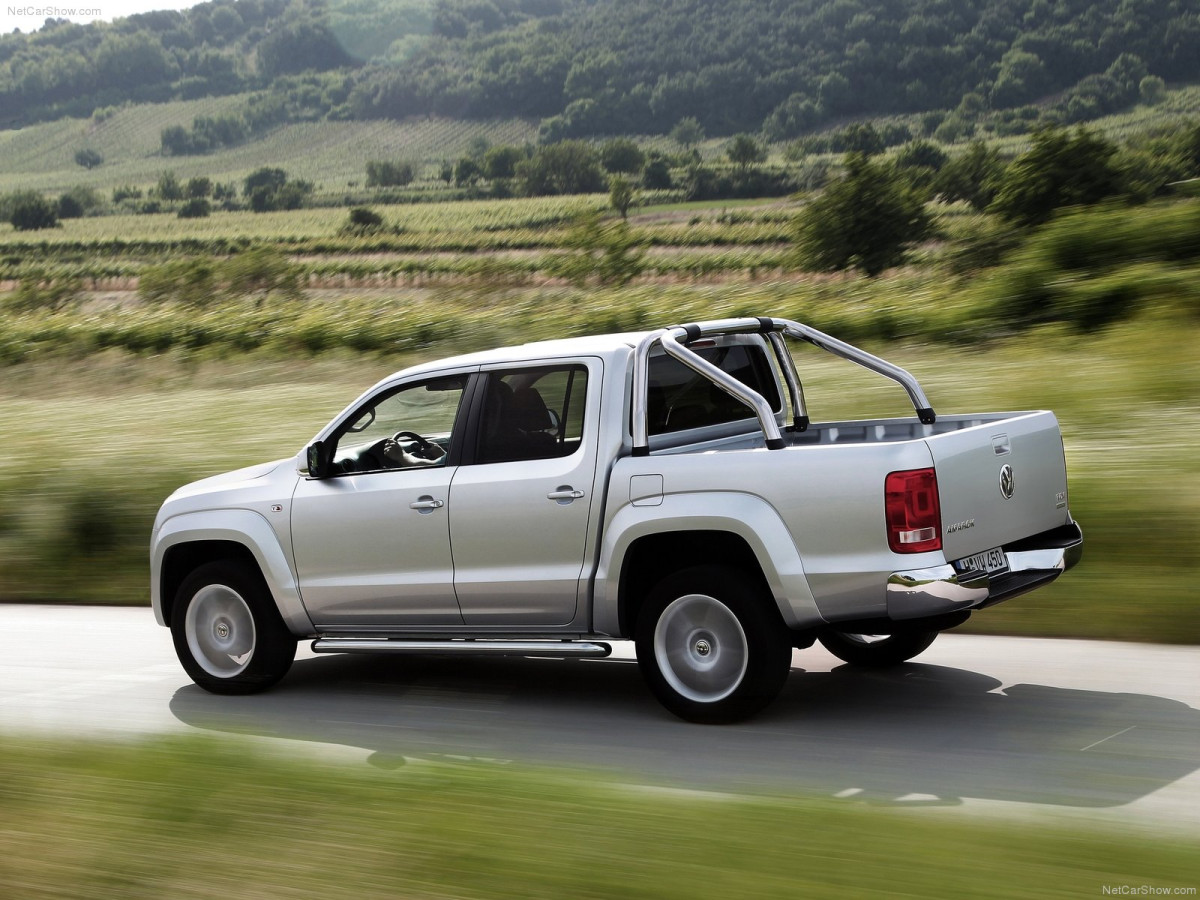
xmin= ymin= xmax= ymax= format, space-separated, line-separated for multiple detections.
xmin=593 ymin=491 xmax=824 ymax=634
xmin=151 ymin=508 xmax=314 ymax=635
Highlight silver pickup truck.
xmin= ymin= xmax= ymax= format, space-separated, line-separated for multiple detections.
xmin=151 ymin=316 xmax=1082 ymax=722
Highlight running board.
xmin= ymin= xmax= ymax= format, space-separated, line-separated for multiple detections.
xmin=311 ymin=638 xmax=612 ymax=658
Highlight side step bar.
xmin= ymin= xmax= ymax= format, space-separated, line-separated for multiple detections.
xmin=311 ymin=639 xmax=612 ymax=658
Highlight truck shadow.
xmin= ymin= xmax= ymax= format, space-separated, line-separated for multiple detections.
xmin=169 ymin=653 xmax=1200 ymax=810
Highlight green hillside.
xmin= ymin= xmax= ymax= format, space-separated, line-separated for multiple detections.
xmin=0 ymin=98 xmax=536 ymax=195
xmin=2 ymin=0 xmax=1197 ymax=145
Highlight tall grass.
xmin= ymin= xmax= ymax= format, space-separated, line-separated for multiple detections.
xmin=2 ymin=734 xmax=1195 ymax=899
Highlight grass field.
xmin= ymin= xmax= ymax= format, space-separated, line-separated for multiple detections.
xmin=0 ymin=733 xmax=1195 ymax=899
xmin=0 ymin=100 xmax=539 ymax=196
xmin=0 ymin=308 xmax=1195 ymax=642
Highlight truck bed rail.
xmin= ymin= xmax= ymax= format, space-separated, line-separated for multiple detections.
xmin=631 ymin=317 xmax=936 ymax=456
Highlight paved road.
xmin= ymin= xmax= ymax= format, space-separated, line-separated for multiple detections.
xmin=2 ymin=604 xmax=1198 ymax=834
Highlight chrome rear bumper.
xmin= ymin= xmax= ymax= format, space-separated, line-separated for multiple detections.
xmin=886 ymin=522 xmax=1083 ymax=620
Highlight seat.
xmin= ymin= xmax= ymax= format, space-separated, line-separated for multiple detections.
xmin=507 ymin=387 xmax=558 ymax=457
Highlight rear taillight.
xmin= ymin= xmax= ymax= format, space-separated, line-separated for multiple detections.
xmin=885 ymin=468 xmax=942 ymax=553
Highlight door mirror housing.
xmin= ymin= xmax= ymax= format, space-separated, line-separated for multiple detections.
xmin=306 ymin=440 xmax=332 ymax=478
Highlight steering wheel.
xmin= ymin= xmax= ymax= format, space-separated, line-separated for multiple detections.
xmin=392 ymin=430 xmax=436 ymax=450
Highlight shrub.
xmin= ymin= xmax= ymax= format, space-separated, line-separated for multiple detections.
xmin=600 ymin=138 xmax=645 ymax=174
xmin=341 ymin=206 xmax=386 ymax=236
xmin=609 ymin=176 xmax=635 ymax=219
xmin=178 ymin=198 xmax=212 ymax=218
xmin=74 ymin=148 xmax=103 ymax=169
xmin=138 ymin=257 xmax=218 ymax=307
xmin=222 ymin=247 xmax=303 ymax=300
xmin=990 ymin=126 xmax=1124 ymax=226
xmin=113 ymin=185 xmax=143 ymax=203
xmin=365 ymin=160 xmax=415 ymax=188
xmin=9 ymin=193 xmax=59 ymax=231
xmin=6 ymin=270 xmax=81 ymax=312
xmin=57 ymin=194 xmax=85 ymax=219
xmin=642 ymin=156 xmax=672 ymax=190
xmin=551 ymin=213 xmax=645 ymax=286
xmin=792 ymin=153 xmax=932 ymax=277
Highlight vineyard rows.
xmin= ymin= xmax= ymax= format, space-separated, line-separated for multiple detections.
xmin=0 ymin=105 xmax=540 ymax=196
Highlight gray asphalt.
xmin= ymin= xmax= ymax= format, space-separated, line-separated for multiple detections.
xmin=2 ymin=604 xmax=1198 ymax=834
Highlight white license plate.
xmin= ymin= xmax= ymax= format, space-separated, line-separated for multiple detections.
xmin=955 ymin=547 xmax=1008 ymax=576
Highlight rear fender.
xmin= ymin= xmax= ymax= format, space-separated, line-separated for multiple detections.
xmin=594 ymin=491 xmax=823 ymax=635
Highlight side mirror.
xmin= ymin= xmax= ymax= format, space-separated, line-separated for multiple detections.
xmin=306 ymin=440 xmax=332 ymax=479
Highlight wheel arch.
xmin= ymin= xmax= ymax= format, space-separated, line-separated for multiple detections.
xmin=152 ymin=509 xmax=313 ymax=635
xmin=594 ymin=491 xmax=824 ymax=637
xmin=617 ymin=530 xmax=765 ymax=639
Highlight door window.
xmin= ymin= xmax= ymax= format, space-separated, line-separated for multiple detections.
xmin=475 ymin=366 xmax=589 ymax=464
xmin=331 ymin=374 xmax=467 ymax=474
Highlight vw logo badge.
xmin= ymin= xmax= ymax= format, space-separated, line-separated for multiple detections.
xmin=999 ymin=464 xmax=1015 ymax=499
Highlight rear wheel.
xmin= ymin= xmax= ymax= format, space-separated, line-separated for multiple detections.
xmin=817 ymin=629 xmax=938 ymax=667
xmin=171 ymin=560 xmax=296 ymax=694
xmin=636 ymin=566 xmax=792 ymax=723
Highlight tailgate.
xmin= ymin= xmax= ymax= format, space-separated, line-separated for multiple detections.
xmin=928 ymin=411 xmax=1071 ymax=562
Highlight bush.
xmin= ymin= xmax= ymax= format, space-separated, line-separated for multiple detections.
xmin=365 ymin=160 xmax=415 ymax=188
xmin=57 ymin=194 xmax=85 ymax=219
xmin=6 ymin=270 xmax=81 ymax=312
xmin=600 ymin=138 xmax=645 ymax=174
xmin=341 ymin=207 xmax=386 ymax=236
xmin=550 ymin=213 xmax=645 ymax=286
xmin=979 ymin=202 xmax=1200 ymax=332
xmin=155 ymin=171 xmax=184 ymax=202
xmin=792 ymin=153 xmax=932 ymax=277
xmin=223 ymin=247 xmax=302 ymax=300
xmin=9 ymin=193 xmax=59 ymax=231
xmin=178 ymin=198 xmax=212 ymax=218
xmin=138 ymin=257 xmax=218 ymax=307
xmin=518 ymin=141 xmax=605 ymax=196
xmin=244 ymin=168 xmax=312 ymax=212
xmin=642 ymin=156 xmax=672 ymax=190
xmin=74 ymin=148 xmax=103 ymax=169
xmin=112 ymin=185 xmax=143 ymax=203
xmin=990 ymin=126 xmax=1125 ymax=226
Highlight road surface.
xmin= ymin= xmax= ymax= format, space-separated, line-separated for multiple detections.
xmin=2 ymin=604 xmax=1198 ymax=834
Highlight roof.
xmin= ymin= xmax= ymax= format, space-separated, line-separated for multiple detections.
xmin=377 ymin=330 xmax=655 ymax=384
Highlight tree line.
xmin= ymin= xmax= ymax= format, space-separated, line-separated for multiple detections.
xmin=2 ymin=0 xmax=1198 ymax=144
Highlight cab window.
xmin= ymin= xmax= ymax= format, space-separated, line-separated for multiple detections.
xmin=331 ymin=375 xmax=467 ymax=474
xmin=646 ymin=343 xmax=781 ymax=435
xmin=476 ymin=365 xmax=589 ymax=464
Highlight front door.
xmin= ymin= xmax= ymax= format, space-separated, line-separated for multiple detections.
xmin=291 ymin=373 xmax=470 ymax=628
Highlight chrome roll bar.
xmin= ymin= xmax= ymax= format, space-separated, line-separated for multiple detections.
xmin=631 ymin=316 xmax=935 ymax=455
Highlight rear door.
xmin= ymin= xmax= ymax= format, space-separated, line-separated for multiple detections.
xmin=449 ymin=359 xmax=602 ymax=626
xmin=927 ymin=411 xmax=1072 ymax=563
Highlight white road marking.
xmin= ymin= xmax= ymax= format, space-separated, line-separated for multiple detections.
xmin=1080 ymin=725 xmax=1135 ymax=752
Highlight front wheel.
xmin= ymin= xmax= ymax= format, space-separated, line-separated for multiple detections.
xmin=171 ymin=560 xmax=296 ymax=694
xmin=817 ymin=629 xmax=938 ymax=667
xmin=636 ymin=566 xmax=792 ymax=724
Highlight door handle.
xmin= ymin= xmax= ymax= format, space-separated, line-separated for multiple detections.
xmin=547 ymin=487 xmax=584 ymax=502
xmin=409 ymin=496 xmax=445 ymax=511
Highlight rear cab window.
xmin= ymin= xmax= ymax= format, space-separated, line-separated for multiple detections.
xmin=646 ymin=340 xmax=783 ymax=438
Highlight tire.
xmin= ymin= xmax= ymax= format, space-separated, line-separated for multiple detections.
xmin=817 ymin=629 xmax=938 ymax=667
xmin=171 ymin=560 xmax=297 ymax=695
xmin=635 ymin=566 xmax=792 ymax=724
